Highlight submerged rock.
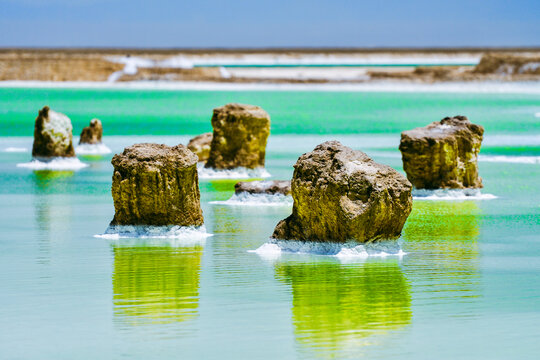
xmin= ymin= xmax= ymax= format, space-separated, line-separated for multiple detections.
xmin=32 ymin=106 xmax=75 ymax=158
xmin=187 ymin=132 xmax=212 ymax=162
xmin=205 ymin=103 xmax=271 ymax=170
xmin=79 ymin=119 xmax=103 ymax=145
xmin=110 ymin=143 xmax=204 ymax=227
xmin=235 ymin=180 xmax=291 ymax=196
xmin=272 ymin=141 xmax=412 ymax=243
xmin=399 ymin=116 xmax=484 ymax=189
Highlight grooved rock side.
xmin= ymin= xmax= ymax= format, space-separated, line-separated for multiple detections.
xmin=399 ymin=116 xmax=484 ymax=189
xmin=32 ymin=106 xmax=75 ymax=158
xmin=187 ymin=132 xmax=213 ymax=162
xmin=272 ymin=141 xmax=412 ymax=243
xmin=205 ymin=103 xmax=271 ymax=170
xmin=79 ymin=119 xmax=103 ymax=144
xmin=235 ymin=180 xmax=291 ymax=196
xmin=110 ymin=143 xmax=204 ymax=226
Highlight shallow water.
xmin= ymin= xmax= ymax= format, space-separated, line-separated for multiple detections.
xmin=1 ymin=88 xmax=539 ymax=359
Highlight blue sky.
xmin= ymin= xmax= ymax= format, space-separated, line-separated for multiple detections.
xmin=1 ymin=0 xmax=538 ymax=48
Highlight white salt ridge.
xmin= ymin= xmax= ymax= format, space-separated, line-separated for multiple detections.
xmin=197 ymin=165 xmax=271 ymax=179
xmin=75 ymin=143 xmax=112 ymax=155
xmin=17 ymin=157 xmax=88 ymax=170
xmin=3 ymin=147 xmax=28 ymax=153
xmin=535 ymin=112 xmax=540 ymax=118
xmin=3 ymin=81 xmax=540 ymax=94
xmin=210 ymin=193 xmax=293 ymax=207
xmin=413 ymin=188 xmax=497 ymax=201
xmin=95 ymin=225 xmax=212 ymax=240
xmin=250 ymin=239 xmax=405 ymax=259
xmin=479 ymin=155 xmax=540 ymax=164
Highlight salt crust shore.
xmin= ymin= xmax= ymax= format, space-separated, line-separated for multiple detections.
xmin=197 ymin=165 xmax=271 ymax=179
xmin=95 ymin=225 xmax=212 ymax=240
xmin=210 ymin=193 xmax=293 ymax=206
xmin=250 ymin=239 xmax=406 ymax=260
xmin=1 ymin=80 xmax=540 ymax=94
xmin=412 ymin=189 xmax=497 ymax=200
xmin=17 ymin=157 xmax=88 ymax=170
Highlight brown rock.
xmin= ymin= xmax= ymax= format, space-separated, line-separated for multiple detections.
xmin=473 ymin=53 xmax=540 ymax=75
xmin=399 ymin=116 xmax=484 ymax=189
xmin=235 ymin=180 xmax=291 ymax=196
xmin=272 ymin=141 xmax=412 ymax=243
xmin=205 ymin=103 xmax=271 ymax=170
xmin=110 ymin=143 xmax=203 ymax=226
xmin=79 ymin=119 xmax=103 ymax=145
xmin=187 ymin=132 xmax=213 ymax=162
xmin=32 ymin=106 xmax=75 ymax=158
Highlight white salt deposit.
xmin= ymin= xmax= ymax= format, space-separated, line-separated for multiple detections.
xmin=17 ymin=157 xmax=88 ymax=170
xmin=198 ymin=165 xmax=271 ymax=179
xmin=413 ymin=188 xmax=497 ymax=201
xmin=75 ymin=143 xmax=112 ymax=155
xmin=3 ymin=147 xmax=27 ymax=153
xmin=95 ymin=225 xmax=212 ymax=240
xmin=210 ymin=193 xmax=293 ymax=207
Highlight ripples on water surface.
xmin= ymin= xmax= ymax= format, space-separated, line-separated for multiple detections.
xmin=0 ymin=88 xmax=539 ymax=359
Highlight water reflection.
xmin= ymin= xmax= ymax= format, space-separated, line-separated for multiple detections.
xmin=32 ymin=171 xmax=74 ymax=265
xmin=112 ymin=243 xmax=203 ymax=327
xmin=402 ymin=201 xmax=482 ymax=314
xmin=275 ymin=259 xmax=411 ymax=358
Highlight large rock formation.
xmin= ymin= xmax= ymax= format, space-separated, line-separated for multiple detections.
xmin=32 ymin=106 xmax=75 ymax=158
xmin=399 ymin=116 xmax=484 ymax=189
xmin=235 ymin=180 xmax=291 ymax=196
xmin=110 ymin=143 xmax=204 ymax=226
xmin=79 ymin=119 xmax=103 ymax=145
xmin=473 ymin=53 xmax=540 ymax=75
xmin=272 ymin=141 xmax=412 ymax=243
xmin=187 ymin=132 xmax=212 ymax=162
xmin=205 ymin=103 xmax=271 ymax=170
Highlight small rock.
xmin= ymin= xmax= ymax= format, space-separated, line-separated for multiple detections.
xmin=187 ymin=132 xmax=212 ymax=162
xmin=235 ymin=180 xmax=291 ymax=196
xmin=32 ymin=106 xmax=75 ymax=158
xmin=110 ymin=143 xmax=204 ymax=226
xmin=272 ymin=141 xmax=412 ymax=243
xmin=79 ymin=119 xmax=103 ymax=145
xmin=205 ymin=103 xmax=271 ymax=170
xmin=399 ymin=116 xmax=484 ymax=189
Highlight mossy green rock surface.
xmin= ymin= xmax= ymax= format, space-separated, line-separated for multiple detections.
xmin=187 ymin=132 xmax=212 ymax=162
xmin=32 ymin=106 xmax=75 ymax=158
xmin=272 ymin=141 xmax=412 ymax=243
xmin=205 ymin=103 xmax=270 ymax=170
xmin=110 ymin=143 xmax=204 ymax=226
xmin=79 ymin=118 xmax=103 ymax=144
xmin=399 ymin=116 xmax=484 ymax=189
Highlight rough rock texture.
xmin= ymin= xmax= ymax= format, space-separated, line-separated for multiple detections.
xmin=110 ymin=143 xmax=204 ymax=226
xmin=79 ymin=119 xmax=103 ymax=145
xmin=32 ymin=106 xmax=76 ymax=158
xmin=187 ymin=132 xmax=213 ymax=162
xmin=399 ymin=116 xmax=484 ymax=189
xmin=473 ymin=53 xmax=540 ymax=75
xmin=205 ymin=103 xmax=271 ymax=170
xmin=235 ymin=180 xmax=291 ymax=196
xmin=272 ymin=141 xmax=412 ymax=243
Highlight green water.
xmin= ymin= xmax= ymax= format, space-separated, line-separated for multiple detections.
xmin=0 ymin=87 xmax=539 ymax=359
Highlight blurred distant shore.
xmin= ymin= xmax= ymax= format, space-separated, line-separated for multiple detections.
xmin=1 ymin=48 xmax=539 ymax=83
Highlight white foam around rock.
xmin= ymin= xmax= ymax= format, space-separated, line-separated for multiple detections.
xmin=413 ymin=188 xmax=497 ymax=201
xmin=17 ymin=157 xmax=88 ymax=170
xmin=210 ymin=193 xmax=293 ymax=207
xmin=95 ymin=225 xmax=212 ymax=240
xmin=197 ymin=165 xmax=271 ymax=179
xmin=75 ymin=143 xmax=112 ymax=155
xmin=250 ymin=239 xmax=405 ymax=259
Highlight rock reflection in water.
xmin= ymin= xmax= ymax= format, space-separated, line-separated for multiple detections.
xmin=402 ymin=201 xmax=482 ymax=314
xmin=275 ymin=259 xmax=411 ymax=358
xmin=112 ymin=243 xmax=203 ymax=327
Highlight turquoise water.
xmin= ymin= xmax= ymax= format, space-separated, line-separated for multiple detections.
xmin=1 ymin=88 xmax=540 ymax=359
